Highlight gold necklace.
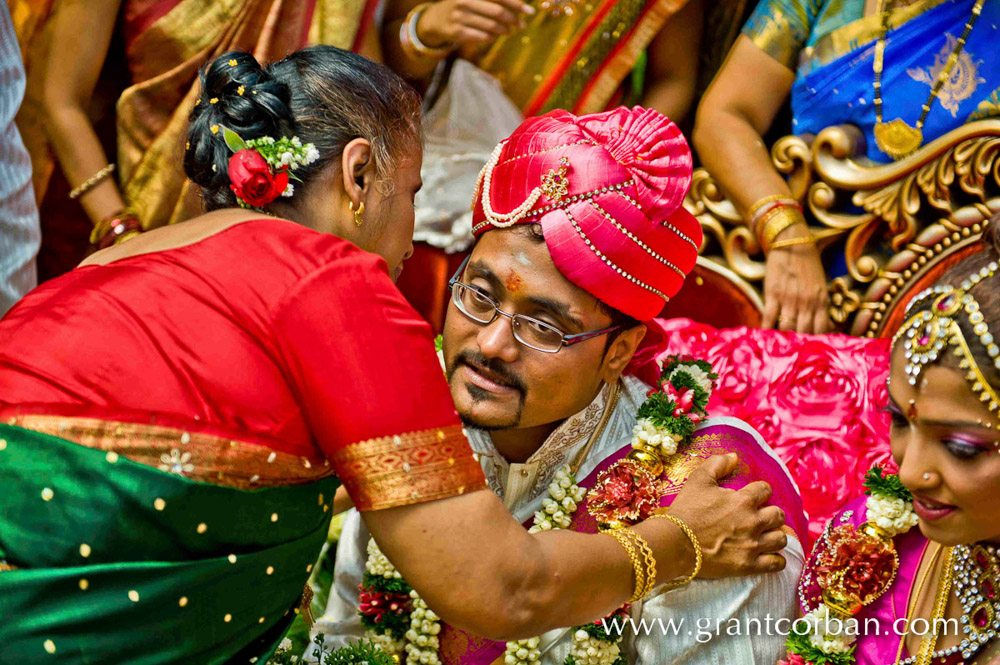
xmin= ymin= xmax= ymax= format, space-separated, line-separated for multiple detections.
xmin=913 ymin=546 xmax=956 ymax=665
xmin=895 ymin=544 xmax=944 ymax=664
xmin=872 ymin=0 xmax=986 ymax=161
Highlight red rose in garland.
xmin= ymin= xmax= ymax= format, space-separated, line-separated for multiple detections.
xmin=228 ymin=149 xmax=288 ymax=207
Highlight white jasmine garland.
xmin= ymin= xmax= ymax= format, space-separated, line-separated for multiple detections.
xmin=667 ymin=365 xmax=714 ymax=395
xmin=570 ymin=630 xmax=621 ymax=665
xmin=802 ymin=606 xmax=858 ymax=654
xmin=865 ymin=493 xmax=918 ymax=538
xmin=403 ymin=592 xmax=441 ymax=665
xmin=631 ymin=417 xmax=682 ymax=456
xmin=504 ymin=637 xmax=541 ymax=664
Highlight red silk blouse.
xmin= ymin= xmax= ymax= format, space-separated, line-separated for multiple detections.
xmin=0 ymin=219 xmax=484 ymax=509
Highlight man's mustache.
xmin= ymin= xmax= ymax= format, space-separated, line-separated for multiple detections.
xmin=450 ymin=350 xmax=527 ymax=395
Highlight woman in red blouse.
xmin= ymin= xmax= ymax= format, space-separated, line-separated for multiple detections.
xmin=0 ymin=47 xmax=787 ymax=664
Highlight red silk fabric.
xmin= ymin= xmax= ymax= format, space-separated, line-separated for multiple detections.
xmin=472 ymin=107 xmax=702 ymax=320
xmin=0 ymin=220 xmax=463 ymax=462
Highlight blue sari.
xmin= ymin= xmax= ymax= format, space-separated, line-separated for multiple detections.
xmin=743 ymin=0 xmax=1000 ymax=162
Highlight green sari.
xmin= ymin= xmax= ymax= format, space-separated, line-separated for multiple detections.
xmin=0 ymin=423 xmax=338 ymax=664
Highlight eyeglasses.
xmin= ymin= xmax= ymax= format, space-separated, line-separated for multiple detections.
xmin=447 ymin=255 xmax=621 ymax=354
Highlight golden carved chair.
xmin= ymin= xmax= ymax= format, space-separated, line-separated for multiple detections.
xmin=685 ymin=120 xmax=1000 ymax=337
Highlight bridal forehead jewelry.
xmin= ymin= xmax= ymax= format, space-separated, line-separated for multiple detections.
xmin=894 ymin=261 xmax=1000 ymax=423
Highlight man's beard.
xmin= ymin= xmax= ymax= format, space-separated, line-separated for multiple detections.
xmin=447 ymin=349 xmax=527 ymax=431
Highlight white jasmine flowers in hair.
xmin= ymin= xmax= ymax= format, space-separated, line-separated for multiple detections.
xmin=282 ymin=183 xmax=294 ymax=198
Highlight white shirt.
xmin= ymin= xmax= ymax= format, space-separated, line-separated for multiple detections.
xmin=0 ymin=5 xmax=40 ymax=316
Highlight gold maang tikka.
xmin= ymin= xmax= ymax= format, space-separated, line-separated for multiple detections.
xmin=894 ymin=260 xmax=1000 ymax=419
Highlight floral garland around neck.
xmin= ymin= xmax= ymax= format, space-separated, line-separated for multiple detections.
xmin=587 ymin=356 xmax=717 ymax=528
xmin=355 ymin=466 xmax=628 ymax=665
xmin=781 ymin=467 xmax=919 ymax=665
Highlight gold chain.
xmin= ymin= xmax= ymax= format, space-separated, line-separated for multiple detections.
xmin=872 ymin=0 xmax=986 ymax=160
xmin=913 ymin=547 xmax=956 ymax=665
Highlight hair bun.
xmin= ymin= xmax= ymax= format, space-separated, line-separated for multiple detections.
xmin=184 ymin=51 xmax=293 ymax=201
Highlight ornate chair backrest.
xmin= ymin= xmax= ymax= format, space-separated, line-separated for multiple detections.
xmin=685 ymin=120 xmax=1000 ymax=337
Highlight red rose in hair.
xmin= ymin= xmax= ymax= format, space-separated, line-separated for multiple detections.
xmin=228 ymin=149 xmax=288 ymax=207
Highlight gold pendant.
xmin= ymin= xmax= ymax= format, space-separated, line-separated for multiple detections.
xmin=874 ymin=118 xmax=923 ymax=161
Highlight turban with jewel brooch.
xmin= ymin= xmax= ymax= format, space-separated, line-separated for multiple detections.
xmin=471 ymin=106 xmax=702 ymax=321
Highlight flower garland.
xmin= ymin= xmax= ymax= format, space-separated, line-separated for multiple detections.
xmin=222 ymin=127 xmax=319 ymax=209
xmin=356 ymin=466 xmax=626 ymax=665
xmin=587 ymin=356 xmax=717 ymax=528
xmin=781 ymin=467 xmax=919 ymax=665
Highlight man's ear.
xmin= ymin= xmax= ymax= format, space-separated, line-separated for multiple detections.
xmin=340 ymin=138 xmax=375 ymax=204
xmin=599 ymin=323 xmax=647 ymax=384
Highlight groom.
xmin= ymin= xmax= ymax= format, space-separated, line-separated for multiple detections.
xmin=314 ymin=107 xmax=806 ymax=663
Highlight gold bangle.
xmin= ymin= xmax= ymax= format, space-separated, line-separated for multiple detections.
xmin=69 ymin=163 xmax=116 ymax=200
xmin=400 ymin=2 xmax=452 ymax=60
xmin=747 ymin=194 xmax=795 ymax=221
xmin=604 ymin=528 xmax=647 ymax=603
xmin=760 ymin=207 xmax=806 ymax=250
xmin=769 ymin=235 xmax=815 ymax=251
xmin=648 ymin=514 xmax=702 ymax=589
xmin=624 ymin=528 xmax=658 ymax=599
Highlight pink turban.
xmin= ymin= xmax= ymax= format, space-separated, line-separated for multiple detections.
xmin=471 ymin=106 xmax=701 ymax=321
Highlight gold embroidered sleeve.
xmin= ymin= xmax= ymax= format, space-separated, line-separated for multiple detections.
xmin=741 ymin=0 xmax=816 ymax=71
xmin=330 ymin=424 xmax=487 ymax=512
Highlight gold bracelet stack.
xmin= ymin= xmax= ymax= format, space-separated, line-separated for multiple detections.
xmin=400 ymin=2 xmax=453 ymax=60
xmin=648 ymin=514 xmax=702 ymax=589
xmin=605 ymin=528 xmax=657 ymax=602
xmin=747 ymin=195 xmax=796 ymax=223
xmin=759 ymin=206 xmax=809 ymax=252
xmin=69 ymin=163 xmax=116 ymax=200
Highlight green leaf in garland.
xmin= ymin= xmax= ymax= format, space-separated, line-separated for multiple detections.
xmin=361 ymin=571 xmax=412 ymax=595
xmin=222 ymin=126 xmax=247 ymax=153
xmin=322 ymin=639 xmax=398 ymax=665
xmin=863 ymin=466 xmax=913 ymax=502
xmin=784 ymin=628 xmax=856 ymax=665
xmin=434 ymin=335 xmax=443 ymax=352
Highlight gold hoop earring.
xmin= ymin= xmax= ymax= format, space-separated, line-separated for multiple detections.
xmin=349 ymin=200 xmax=364 ymax=227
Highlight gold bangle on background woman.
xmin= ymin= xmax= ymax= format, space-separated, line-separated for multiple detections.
xmin=69 ymin=163 xmax=115 ymax=200
xmin=747 ymin=195 xmax=797 ymax=224
xmin=759 ymin=206 xmax=808 ymax=252
xmin=91 ymin=210 xmax=143 ymax=250
xmin=400 ymin=2 xmax=453 ymax=60
xmin=648 ymin=513 xmax=702 ymax=589
xmin=604 ymin=528 xmax=657 ymax=602
xmin=769 ymin=235 xmax=815 ymax=252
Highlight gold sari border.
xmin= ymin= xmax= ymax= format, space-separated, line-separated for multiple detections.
xmin=331 ymin=424 xmax=487 ymax=512
xmin=802 ymin=0 xmax=951 ymax=74
xmin=575 ymin=0 xmax=686 ymax=114
xmin=4 ymin=414 xmax=333 ymax=490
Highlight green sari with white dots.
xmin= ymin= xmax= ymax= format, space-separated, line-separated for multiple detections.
xmin=0 ymin=423 xmax=338 ymax=664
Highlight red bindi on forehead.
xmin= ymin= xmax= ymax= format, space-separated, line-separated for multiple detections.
xmin=505 ymin=271 xmax=524 ymax=294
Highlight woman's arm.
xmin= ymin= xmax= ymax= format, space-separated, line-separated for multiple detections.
xmin=381 ymin=0 xmax=533 ymax=82
xmin=364 ymin=453 xmax=787 ymax=640
xmin=640 ymin=0 xmax=704 ymax=124
xmin=693 ymin=36 xmax=830 ymax=334
xmin=39 ymin=0 xmax=126 ymax=231
xmin=274 ymin=252 xmax=787 ymax=641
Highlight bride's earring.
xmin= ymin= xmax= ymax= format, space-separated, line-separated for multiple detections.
xmin=349 ymin=200 xmax=365 ymax=227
